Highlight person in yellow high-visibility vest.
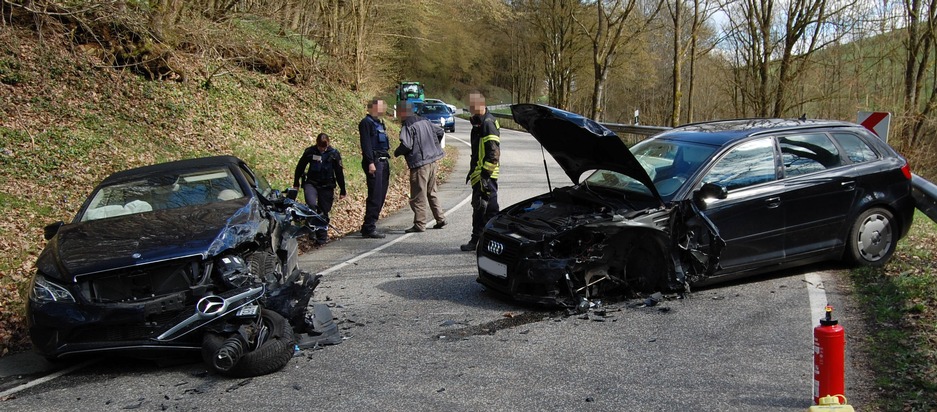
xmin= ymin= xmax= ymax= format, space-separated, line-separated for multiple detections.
xmin=460 ymin=92 xmax=501 ymax=252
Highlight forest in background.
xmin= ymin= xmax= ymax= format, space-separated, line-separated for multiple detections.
xmin=4 ymin=0 xmax=932 ymax=169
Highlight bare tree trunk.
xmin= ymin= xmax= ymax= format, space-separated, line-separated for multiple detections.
xmin=902 ymin=0 xmax=937 ymax=147
xmin=670 ymin=0 xmax=682 ymax=126
xmin=531 ymin=0 xmax=580 ymax=110
xmin=353 ymin=0 xmax=369 ymax=91
xmin=576 ymin=0 xmax=660 ymax=120
xmin=686 ymin=0 xmax=709 ymax=123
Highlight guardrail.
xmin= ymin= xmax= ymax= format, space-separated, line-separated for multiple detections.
xmin=488 ymin=111 xmax=671 ymax=145
xmin=912 ymin=173 xmax=937 ymax=223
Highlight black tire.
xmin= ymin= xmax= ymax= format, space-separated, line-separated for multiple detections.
xmin=202 ymin=309 xmax=295 ymax=378
xmin=845 ymin=207 xmax=897 ymax=267
xmin=248 ymin=250 xmax=281 ymax=284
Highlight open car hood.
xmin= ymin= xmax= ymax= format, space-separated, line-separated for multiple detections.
xmin=511 ymin=104 xmax=662 ymax=203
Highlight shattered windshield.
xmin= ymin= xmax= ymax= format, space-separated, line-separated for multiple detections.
xmin=582 ymin=169 xmax=654 ymax=198
xmin=629 ymin=139 xmax=717 ymax=200
xmin=80 ymin=168 xmax=245 ymax=222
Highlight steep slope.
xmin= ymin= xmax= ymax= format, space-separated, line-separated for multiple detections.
xmin=0 ymin=21 xmax=413 ymax=354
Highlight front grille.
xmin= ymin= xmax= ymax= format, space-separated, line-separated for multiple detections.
xmin=80 ymin=258 xmax=201 ymax=303
xmin=479 ymin=233 xmax=522 ymax=263
xmin=71 ymin=324 xmax=161 ymax=343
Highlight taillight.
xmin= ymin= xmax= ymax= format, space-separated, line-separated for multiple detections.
xmin=901 ymin=162 xmax=912 ymax=180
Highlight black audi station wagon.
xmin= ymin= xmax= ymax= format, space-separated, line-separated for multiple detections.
xmin=475 ymin=104 xmax=914 ymax=307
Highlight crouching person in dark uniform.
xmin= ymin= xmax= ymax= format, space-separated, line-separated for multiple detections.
xmin=293 ymin=132 xmax=347 ymax=245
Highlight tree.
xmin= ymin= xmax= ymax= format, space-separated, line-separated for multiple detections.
xmin=901 ymin=0 xmax=937 ymax=147
xmin=683 ymin=0 xmax=716 ymax=123
xmin=576 ymin=0 xmax=661 ymax=121
xmin=723 ymin=0 xmax=852 ymax=117
xmin=497 ymin=4 xmax=543 ymax=103
xmin=526 ymin=0 xmax=584 ymax=110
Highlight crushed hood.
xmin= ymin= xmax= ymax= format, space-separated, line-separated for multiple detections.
xmin=511 ymin=104 xmax=662 ymax=203
xmin=37 ymin=199 xmax=264 ymax=281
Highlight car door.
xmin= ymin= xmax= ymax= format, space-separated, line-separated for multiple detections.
xmin=776 ymin=132 xmax=857 ymax=257
xmin=695 ymin=137 xmax=787 ymax=270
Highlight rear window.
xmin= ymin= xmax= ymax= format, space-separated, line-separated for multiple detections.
xmin=832 ymin=133 xmax=879 ymax=163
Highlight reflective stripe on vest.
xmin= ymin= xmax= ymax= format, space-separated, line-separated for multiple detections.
xmin=470 ymin=134 xmax=500 ymax=185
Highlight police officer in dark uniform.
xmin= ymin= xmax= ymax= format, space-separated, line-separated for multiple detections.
xmin=293 ymin=132 xmax=346 ymax=245
xmin=358 ymin=99 xmax=390 ymax=238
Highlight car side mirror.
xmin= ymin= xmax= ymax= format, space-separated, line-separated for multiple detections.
xmin=693 ymin=183 xmax=728 ymax=210
xmin=44 ymin=221 xmax=65 ymax=240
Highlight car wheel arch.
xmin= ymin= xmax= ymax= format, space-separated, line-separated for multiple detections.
xmin=604 ymin=229 xmax=673 ymax=293
xmin=844 ymin=205 xmax=899 ymax=266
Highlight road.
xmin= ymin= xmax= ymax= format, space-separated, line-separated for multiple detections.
xmin=0 ymin=117 xmax=871 ymax=411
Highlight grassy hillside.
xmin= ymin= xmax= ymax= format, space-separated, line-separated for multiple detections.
xmin=0 ymin=23 xmax=421 ymax=355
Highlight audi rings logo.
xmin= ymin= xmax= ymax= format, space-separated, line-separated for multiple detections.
xmin=487 ymin=240 xmax=504 ymax=255
xmin=196 ymin=295 xmax=227 ymax=317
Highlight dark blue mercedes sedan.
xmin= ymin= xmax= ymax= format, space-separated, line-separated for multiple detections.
xmin=475 ymin=104 xmax=915 ymax=307
xmin=27 ymin=156 xmax=336 ymax=369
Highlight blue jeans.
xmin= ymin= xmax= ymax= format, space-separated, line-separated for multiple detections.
xmin=303 ymin=183 xmax=334 ymax=241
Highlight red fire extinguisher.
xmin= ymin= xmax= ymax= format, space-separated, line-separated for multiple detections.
xmin=814 ymin=305 xmax=846 ymax=404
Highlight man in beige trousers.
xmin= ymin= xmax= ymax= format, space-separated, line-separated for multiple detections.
xmin=393 ymin=101 xmax=447 ymax=232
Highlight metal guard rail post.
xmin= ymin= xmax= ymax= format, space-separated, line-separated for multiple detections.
xmin=912 ymin=173 xmax=937 ymax=223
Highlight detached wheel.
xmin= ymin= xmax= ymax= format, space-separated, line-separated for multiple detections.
xmin=202 ymin=309 xmax=295 ymax=378
xmin=846 ymin=207 xmax=897 ymax=267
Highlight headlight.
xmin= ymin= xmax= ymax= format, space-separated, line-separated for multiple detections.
xmin=30 ymin=274 xmax=76 ymax=303
xmin=216 ymin=255 xmax=254 ymax=289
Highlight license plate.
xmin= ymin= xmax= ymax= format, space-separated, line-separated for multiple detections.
xmin=478 ymin=256 xmax=507 ymax=278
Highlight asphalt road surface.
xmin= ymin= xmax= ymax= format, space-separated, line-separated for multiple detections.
xmin=0 ymin=116 xmax=871 ymax=411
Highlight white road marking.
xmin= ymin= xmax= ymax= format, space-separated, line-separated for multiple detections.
xmin=317 ymin=195 xmax=473 ymax=277
xmin=804 ymin=272 xmax=828 ymax=399
xmin=318 ymin=132 xmax=473 ymax=277
xmin=447 ymin=135 xmax=469 ymax=147
xmin=0 ymin=359 xmax=98 ymax=399
xmin=805 ymin=272 xmax=828 ymax=328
